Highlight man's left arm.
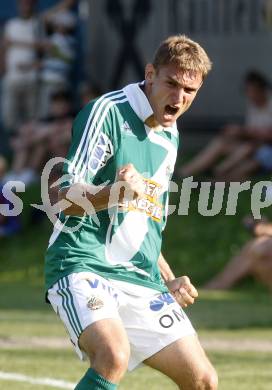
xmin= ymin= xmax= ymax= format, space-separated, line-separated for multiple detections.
xmin=158 ymin=253 xmax=198 ymax=308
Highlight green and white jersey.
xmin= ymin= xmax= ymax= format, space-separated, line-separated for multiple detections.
xmin=45 ymin=83 xmax=179 ymax=292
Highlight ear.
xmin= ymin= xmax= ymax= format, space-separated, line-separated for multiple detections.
xmin=145 ymin=63 xmax=156 ymax=84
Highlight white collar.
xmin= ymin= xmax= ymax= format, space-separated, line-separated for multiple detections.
xmin=123 ymin=81 xmax=178 ymax=136
xmin=123 ymin=82 xmax=153 ymax=123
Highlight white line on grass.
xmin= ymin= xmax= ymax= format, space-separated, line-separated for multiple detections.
xmin=0 ymin=371 xmax=76 ymax=389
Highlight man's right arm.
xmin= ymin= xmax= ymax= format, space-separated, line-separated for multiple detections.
xmin=59 ymin=164 xmax=146 ymax=216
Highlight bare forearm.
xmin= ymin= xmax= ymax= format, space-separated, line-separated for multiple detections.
xmin=245 ymin=127 xmax=272 ymax=141
xmin=158 ymin=253 xmax=175 ymax=283
xmin=158 ymin=253 xmax=198 ymax=307
xmin=60 ymin=164 xmax=146 ymax=216
xmin=5 ymin=39 xmax=37 ymax=49
xmin=59 ymin=180 xmax=132 ymax=216
xmin=255 ymin=223 xmax=272 ymax=237
xmin=264 ymin=225 xmax=272 ymax=236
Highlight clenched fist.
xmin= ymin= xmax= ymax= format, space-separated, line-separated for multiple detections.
xmin=166 ymin=276 xmax=198 ymax=308
xmin=117 ymin=164 xmax=146 ymax=201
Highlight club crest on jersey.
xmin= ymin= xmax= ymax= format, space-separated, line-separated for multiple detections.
xmin=88 ymin=133 xmax=113 ymax=173
xmin=87 ymin=295 xmax=104 ymax=310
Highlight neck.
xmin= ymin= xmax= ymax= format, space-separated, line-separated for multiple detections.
xmin=144 ymin=115 xmax=162 ymax=131
xmin=141 ymin=82 xmax=161 ymax=130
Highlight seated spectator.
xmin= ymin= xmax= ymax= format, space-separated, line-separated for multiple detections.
xmin=30 ymin=165 xmax=63 ymax=224
xmin=1 ymin=0 xmax=77 ymax=133
xmin=0 ymin=155 xmax=21 ymax=237
xmin=4 ymin=90 xmax=74 ymax=186
xmin=78 ymin=82 xmax=102 ymax=108
xmin=38 ymin=10 xmax=77 ymax=119
xmin=204 ymin=217 xmax=272 ymax=290
xmin=180 ymin=71 xmax=272 ymax=181
xmin=1 ymin=0 xmax=41 ymax=132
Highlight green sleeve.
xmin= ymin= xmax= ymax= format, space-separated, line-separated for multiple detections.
xmin=61 ymin=99 xmax=120 ymax=189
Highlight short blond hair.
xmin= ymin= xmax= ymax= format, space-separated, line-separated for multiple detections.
xmin=153 ymin=35 xmax=212 ymax=79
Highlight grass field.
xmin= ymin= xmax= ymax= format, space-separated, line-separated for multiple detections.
xmin=1 ymin=291 xmax=272 ymax=389
xmin=1 ymin=183 xmax=272 ymax=389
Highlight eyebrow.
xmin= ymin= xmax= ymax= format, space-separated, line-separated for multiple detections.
xmin=166 ymin=76 xmax=180 ymax=86
xmin=166 ymin=76 xmax=198 ymax=91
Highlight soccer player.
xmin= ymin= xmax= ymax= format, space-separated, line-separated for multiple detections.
xmin=45 ymin=35 xmax=218 ymax=389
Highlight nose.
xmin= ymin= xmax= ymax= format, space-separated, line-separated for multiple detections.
xmin=172 ymin=88 xmax=185 ymax=105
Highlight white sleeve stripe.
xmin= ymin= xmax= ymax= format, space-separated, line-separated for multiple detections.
xmin=68 ymin=89 xmax=123 ymax=179
xmin=79 ymin=96 xmax=128 ymax=180
xmin=73 ymin=94 xmax=126 ymax=180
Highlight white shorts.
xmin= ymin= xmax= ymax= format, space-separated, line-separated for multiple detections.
xmin=47 ymin=272 xmax=195 ymax=371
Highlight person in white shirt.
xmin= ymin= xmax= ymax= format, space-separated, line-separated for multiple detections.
xmin=1 ymin=0 xmax=41 ymax=131
xmin=1 ymin=0 xmax=77 ymax=132
xmin=38 ymin=10 xmax=77 ymax=119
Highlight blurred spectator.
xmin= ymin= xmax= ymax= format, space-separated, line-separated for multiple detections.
xmin=0 ymin=155 xmax=21 ymax=237
xmin=204 ymin=217 xmax=272 ymax=290
xmin=265 ymin=0 xmax=272 ymax=27
xmin=1 ymin=0 xmax=42 ymax=132
xmin=30 ymin=165 xmax=63 ymax=224
xmin=38 ymin=9 xmax=77 ymax=119
xmin=180 ymin=71 xmax=272 ymax=181
xmin=1 ymin=0 xmax=78 ymax=133
xmin=4 ymin=90 xmax=74 ymax=186
xmin=78 ymin=82 xmax=102 ymax=108
xmin=0 ymin=156 xmax=7 ymax=183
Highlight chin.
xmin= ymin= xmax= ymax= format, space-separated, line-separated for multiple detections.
xmin=153 ymin=113 xmax=175 ymax=128
xmin=162 ymin=119 xmax=175 ymax=127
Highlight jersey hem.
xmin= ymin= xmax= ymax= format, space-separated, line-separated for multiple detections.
xmin=45 ymin=267 xmax=168 ymax=293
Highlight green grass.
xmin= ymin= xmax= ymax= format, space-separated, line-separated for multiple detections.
xmin=188 ymin=289 xmax=272 ymax=329
xmin=1 ymin=185 xmax=272 ymax=389
xmin=163 ymin=184 xmax=270 ymax=284
xmin=1 ymin=290 xmax=272 ymax=389
xmin=1 ymin=289 xmax=272 ymax=339
xmin=210 ymin=351 xmax=272 ymax=390
xmin=1 ymin=348 xmax=272 ymax=390
xmin=0 ymin=184 xmax=268 ymax=288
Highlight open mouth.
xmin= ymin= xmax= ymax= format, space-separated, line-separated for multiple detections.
xmin=165 ymin=105 xmax=179 ymax=116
